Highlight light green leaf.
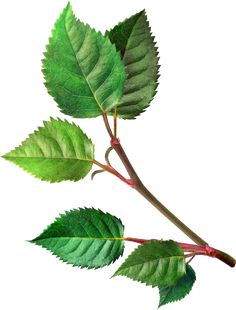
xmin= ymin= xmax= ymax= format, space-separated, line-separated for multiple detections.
xmin=159 ymin=264 xmax=196 ymax=308
xmin=113 ymin=241 xmax=186 ymax=287
xmin=2 ymin=118 xmax=94 ymax=182
xmin=31 ymin=208 xmax=124 ymax=269
xmin=107 ymin=10 xmax=160 ymax=119
xmin=43 ymin=3 xmax=126 ymax=118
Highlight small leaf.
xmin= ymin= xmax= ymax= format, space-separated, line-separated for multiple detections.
xmin=31 ymin=208 xmax=124 ymax=269
xmin=2 ymin=118 xmax=94 ymax=182
xmin=107 ymin=10 xmax=160 ymax=119
xmin=43 ymin=3 xmax=126 ymax=118
xmin=158 ymin=264 xmax=196 ymax=308
xmin=113 ymin=240 xmax=186 ymax=287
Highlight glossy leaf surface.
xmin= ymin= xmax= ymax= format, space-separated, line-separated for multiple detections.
xmin=43 ymin=4 xmax=126 ymax=118
xmin=114 ymin=240 xmax=186 ymax=287
xmin=31 ymin=208 xmax=124 ymax=268
xmin=3 ymin=118 xmax=94 ymax=182
xmin=159 ymin=264 xmax=196 ymax=307
xmin=107 ymin=10 xmax=159 ymax=119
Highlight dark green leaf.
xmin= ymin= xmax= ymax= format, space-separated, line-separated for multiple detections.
xmin=3 ymin=118 xmax=94 ymax=182
xmin=113 ymin=240 xmax=186 ymax=287
xmin=159 ymin=264 xmax=196 ymax=308
xmin=43 ymin=3 xmax=126 ymax=118
xmin=31 ymin=208 xmax=124 ymax=269
xmin=107 ymin=10 xmax=159 ymax=119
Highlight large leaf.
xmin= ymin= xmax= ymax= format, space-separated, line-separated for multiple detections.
xmin=43 ymin=3 xmax=126 ymax=118
xmin=2 ymin=118 xmax=94 ymax=182
xmin=113 ymin=241 xmax=186 ymax=287
xmin=107 ymin=10 xmax=159 ymax=119
xmin=31 ymin=208 xmax=124 ymax=269
xmin=158 ymin=264 xmax=196 ymax=308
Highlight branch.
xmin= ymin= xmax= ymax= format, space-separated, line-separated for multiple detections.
xmin=102 ymin=113 xmax=207 ymax=245
xmin=101 ymin=113 xmax=235 ymax=268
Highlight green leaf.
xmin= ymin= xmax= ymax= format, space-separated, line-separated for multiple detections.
xmin=2 ymin=118 xmax=94 ymax=182
xmin=31 ymin=208 xmax=124 ymax=269
xmin=113 ymin=240 xmax=186 ymax=287
xmin=158 ymin=264 xmax=196 ymax=308
xmin=107 ymin=10 xmax=160 ymax=119
xmin=43 ymin=3 xmax=126 ymax=118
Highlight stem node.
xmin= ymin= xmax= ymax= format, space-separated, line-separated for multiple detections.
xmin=111 ymin=137 xmax=120 ymax=146
xmin=126 ymin=179 xmax=137 ymax=189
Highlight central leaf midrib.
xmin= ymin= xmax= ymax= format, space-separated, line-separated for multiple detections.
xmin=4 ymin=155 xmax=92 ymax=162
xmin=65 ymin=18 xmax=105 ymax=113
xmin=35 ymin=236 xmax=123 ymax=241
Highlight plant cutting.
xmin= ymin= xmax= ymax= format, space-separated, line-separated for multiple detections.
xmin=2 ymin=3 xmax=235 ymax=308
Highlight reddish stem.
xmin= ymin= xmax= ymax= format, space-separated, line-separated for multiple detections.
xmin=124 ymin=237 xmax=235 ymax=267
xmin=113 ymin=108 xmax=117 ymax=139
xmin=93 ymin=159 xmax=135 ymax=187
xmin=101 ymin=112 xmax=235 ymax=268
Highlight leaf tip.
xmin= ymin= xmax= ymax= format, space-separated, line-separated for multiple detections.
xmin=1 ymin=151 xmax=14 ymax=161
xmin=26 ymin=239 xmax=35 ymax=244
xmin=64 ymin=1 xmax=73 ymax=13
xmin=111 ymin=271 xmax=119 ymax=279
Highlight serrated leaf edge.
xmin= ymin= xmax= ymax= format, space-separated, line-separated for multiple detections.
xmin=107 ymin=10 xmax=160 ymax=119
xmin=42 ymin=3 xmax=126 ymax=118
xmin=30 ymin=207 xmax=125 ymax=269
xmin=113 ymin=241 xmax=186 ymax=288
xmin=158 ymin=265 xmax=196 ymax=308
xmin=2 ymin=117 xmax=94 ymax=183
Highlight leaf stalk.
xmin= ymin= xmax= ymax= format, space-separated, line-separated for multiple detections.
xmin=93 ymin=159 xmax=135 ymax=187
xmin=124 ymin=237 xmax=235 ymax=267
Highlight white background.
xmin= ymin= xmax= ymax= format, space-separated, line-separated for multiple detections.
xmin=0 ymin=0 xmax=235 ymax=309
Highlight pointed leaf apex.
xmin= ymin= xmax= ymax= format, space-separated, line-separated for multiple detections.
xmin=140 ymin=9 xmax=146 ymax=15
xmin=64 ymin=2 xmax=73 ymax=13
